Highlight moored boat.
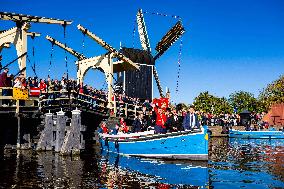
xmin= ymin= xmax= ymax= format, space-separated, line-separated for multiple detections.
xmin=229 ymin=129 xmax=284 ymax=139
xmin=99 ymin=126 xmax=209 ymax=160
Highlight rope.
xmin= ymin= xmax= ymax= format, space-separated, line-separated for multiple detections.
xmin=175 ymin=38 xmax=183 ymax=94
xmin=143 ymin=10 xmax=181 ymax=20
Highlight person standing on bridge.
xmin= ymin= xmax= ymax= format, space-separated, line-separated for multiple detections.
xmin=0 ymin=68 xmax=10 ymax=106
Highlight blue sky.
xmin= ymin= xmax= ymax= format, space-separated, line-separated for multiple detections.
xmin=1 ymin=0 xmax=284 ymax=104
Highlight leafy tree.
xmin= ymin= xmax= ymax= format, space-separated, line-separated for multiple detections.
xmin=193 ymin=91 xmax=232 ymax=114
xmin=258 ymin=75 xmax=284 ymax=110
xmin=228 ymin=91 xmax=258 ymax=113
xmin=193 ymin=91 xmax=215 ymax=113
xmin=214 ymin=97 xmax=233 ymax=115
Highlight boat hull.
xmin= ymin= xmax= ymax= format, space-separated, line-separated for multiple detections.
xmin=229 ymin=129 xmax=284 ymax=139
xmin=101 ymin=151 xmax=209 ymax=186
xmin=100 ymin=126 xmax=209 ymax=160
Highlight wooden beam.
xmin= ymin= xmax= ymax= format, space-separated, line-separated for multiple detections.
xmin=77 ymin=24 xmax=140 ymax=71
xmin=46 ymin=35 xmax=86 ymax=60
xmin=0 ymin=12 xmax=72 ymax=25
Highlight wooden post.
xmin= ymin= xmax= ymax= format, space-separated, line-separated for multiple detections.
xmin=113 ymin=96 xmax=117 ymax=117
xmin=16 ymin=100 xmax=21 ymax=149
xmin=134 ymin=104 xmax=137 ymax=117
xmin=125 ymin=103 xmax=128 ymax=118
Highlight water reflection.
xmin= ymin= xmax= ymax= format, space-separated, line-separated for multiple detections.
xmin=209 ymin=137 xmax=284 ymax=188
xmin=0 ymin=148 xmax=208 ymax=188
xmin=0 ymin=137 xmax=283 ymax=188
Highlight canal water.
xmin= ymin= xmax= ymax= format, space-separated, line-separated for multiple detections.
xmin=0 ymin=137 xmax=283 ymax=188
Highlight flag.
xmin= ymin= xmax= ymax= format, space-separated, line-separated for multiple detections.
xmin=29 ymin=87 xmax=40 ymax=96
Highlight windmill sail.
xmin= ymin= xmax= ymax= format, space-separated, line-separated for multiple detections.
xmin=136 ymin=9 xmax=164 ymax=98
xmin=154 ymin=21 xmax=185 ymax=60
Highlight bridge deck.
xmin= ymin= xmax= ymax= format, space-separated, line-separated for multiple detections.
xmin=0 ymin=87 xmax=144 ymax=119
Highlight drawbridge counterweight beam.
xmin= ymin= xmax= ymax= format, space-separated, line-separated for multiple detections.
xmin=0 ymin=12 xmax=72 ymax=25
xmin=77 ymin=24 xmax=139 ymax=71
xmin=46 ymin=35 xmax=87 ymax=60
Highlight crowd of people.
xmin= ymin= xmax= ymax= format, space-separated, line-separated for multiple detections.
xmin=0 ymin=69 xmax=270 ymax=134
xmin=0 ymin=69 xmax=147 ymax=107
xmin=99 ymin=104 xmax=203 ymax=135
xmin=99 ymin=105 xmax=271 ymax=135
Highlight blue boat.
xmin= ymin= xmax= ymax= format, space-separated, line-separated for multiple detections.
xmin=99 ymin=126 xmax=209 ymax=160
xmin=101 ymin=151 xmax=209 ymax=187
xmin=229 ymin=129 xmax=284 ymax=139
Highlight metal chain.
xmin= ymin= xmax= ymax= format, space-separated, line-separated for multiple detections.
xmin=143 ymin=10 xmax=180 ymax=20
xmin=26 ymin=54 xmax=37 ymax=77
xmin=63 ymin=24 xmax=68 ymax=80
xmin=132 ymin=19 xmax=137 ymax=48
xmin=32 ymin=36 xmax=36 ymax=76
xmin=48 ymin=43 xmax=54 ymax=78
xmin=175 ymin=38 xmax=183 ymax=94
xmin=81 ymin=33 xmax=86 ymax=55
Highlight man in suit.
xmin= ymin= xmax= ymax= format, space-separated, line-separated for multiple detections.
xmin=182 ymin=106 xmax=200 ymax=130
xmin=165 ymin=109 xmax=183 ymax=132
xmin=132 ymin=113 xmax=145 ymax=133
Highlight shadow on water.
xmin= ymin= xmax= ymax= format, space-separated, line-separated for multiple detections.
xmin=0 ymin=138 xmax=283 ymax=188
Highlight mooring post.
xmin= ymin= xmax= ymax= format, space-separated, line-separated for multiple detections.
xmin=16 ymin=100 xmax=21 ymax=149
xmin=55 ymin=109 xmax=66 ymax=152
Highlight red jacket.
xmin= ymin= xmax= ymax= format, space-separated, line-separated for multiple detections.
xmin=0 ymin=72 xmax=8 ymax=87
xmin=156 ymin=113 xmax=167 ymax=128
xmin=39 ymin=82 xmax=47 ymax=92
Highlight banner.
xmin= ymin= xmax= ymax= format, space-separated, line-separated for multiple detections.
xmin=13 ymin=87 xmax=28 ymax=100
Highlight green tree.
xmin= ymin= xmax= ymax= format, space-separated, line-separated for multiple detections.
xmin=229 ymin=91 xmax=258 ymax=113
xmin=214 ymin=97 xmax=233 ymax=115
xmin=258 ymin=75 xmax=284 ymax=110
xmin=193 ymin=91 xmax=215 ymax=113
xmin=193 ymin=91 xmax=232 ymax=114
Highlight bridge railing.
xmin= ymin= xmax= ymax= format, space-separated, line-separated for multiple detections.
xmin=39 ymin=90 xmax=109 ymax=115
xmin=110 ymin=97 xmax=144 ymax=119
xmin=0 ymin=87 xmax=39 ymax=108
xmin=1 ymin=87 xmax=147 ymax=119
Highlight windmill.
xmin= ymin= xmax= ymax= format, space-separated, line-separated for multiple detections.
xmin=120 ymin=9 xmax=185 ymax=99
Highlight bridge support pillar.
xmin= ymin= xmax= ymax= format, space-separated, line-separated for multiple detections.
xmin=55 ymin=110 xmax=66 ymax=152
xmin=36 ymin=112 xmax=53 ymax=151
xmin=60 ymin=108 xmax=85 ymax=155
